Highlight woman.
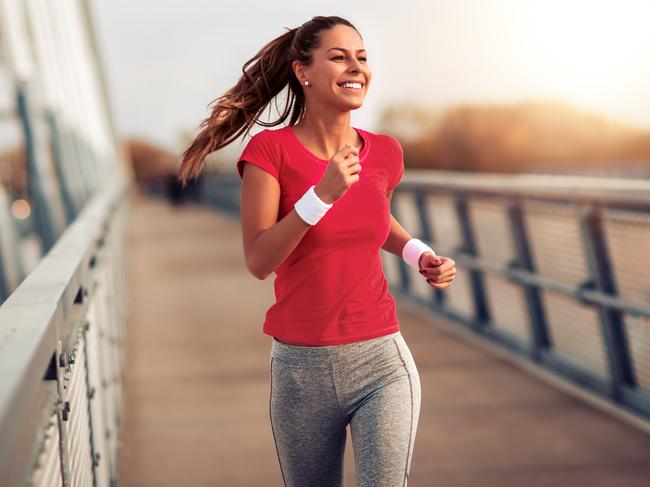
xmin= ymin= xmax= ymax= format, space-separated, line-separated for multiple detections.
xmin=178 ymin=15 xmax=456 ymax=487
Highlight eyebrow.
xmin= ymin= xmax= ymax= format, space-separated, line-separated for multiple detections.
xmin=327 ymin=47 xmax=367 ymax=53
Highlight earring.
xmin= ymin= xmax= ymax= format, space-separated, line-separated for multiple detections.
xmin=304 ymin=80 xmax=311 ymax=87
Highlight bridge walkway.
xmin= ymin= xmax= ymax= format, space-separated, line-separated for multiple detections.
xmin=117 ymin=194 xmax=650 ymax=486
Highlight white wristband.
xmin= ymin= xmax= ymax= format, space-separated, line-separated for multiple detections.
xmin=402 ymin=238 xmax=436 ymax=269
xmin=294 ymin=185 xmax=333 ymax=226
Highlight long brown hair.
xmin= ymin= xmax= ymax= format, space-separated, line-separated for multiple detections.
xmin=177 ymin=15 xmax=360 ymax=187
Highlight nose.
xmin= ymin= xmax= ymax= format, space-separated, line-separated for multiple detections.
xmin=348 ymin=57 xmax=363 ymax=72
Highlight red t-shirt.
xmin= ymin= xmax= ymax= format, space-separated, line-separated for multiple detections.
xmin=236 ymin=125 xmax=405 ymax=345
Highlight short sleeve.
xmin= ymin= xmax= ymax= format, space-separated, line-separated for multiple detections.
xmin=236 ymin=130 xmax=280 ymax=182
xmin=387 ymin=136 xmax=405 ymax=190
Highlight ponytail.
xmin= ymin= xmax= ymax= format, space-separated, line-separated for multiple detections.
xmin=178 ymin=16 xmax=359 ymax=187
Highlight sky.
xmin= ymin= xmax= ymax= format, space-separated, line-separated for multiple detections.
xmin=89 ymin=0 xmax=650 ymax=152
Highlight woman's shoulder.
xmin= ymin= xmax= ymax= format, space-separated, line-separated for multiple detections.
xmin=243 ymin=126 xmax=291 ymax=153
xmin=237 ymin=127 xmax=285 ymax=180
xmin=251 ymin=125 xmax=289 ymax=139
xmin=242 ymin=126 xmax=289 ymax=151
xmin=357 ymin=127 xmax=402 ymax=152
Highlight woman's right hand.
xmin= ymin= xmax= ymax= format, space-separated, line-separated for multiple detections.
xmin=313 ymin=144 xmax=362 ymax=204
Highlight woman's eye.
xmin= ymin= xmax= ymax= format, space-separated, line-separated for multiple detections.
xmin=332 ymin=56 xmax=368 ymax=62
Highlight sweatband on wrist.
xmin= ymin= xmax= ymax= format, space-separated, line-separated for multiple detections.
xmin=402 ymin=238 xmax=436 ymax=269
xmin=294 ymin=185 xmax=333 ymax=225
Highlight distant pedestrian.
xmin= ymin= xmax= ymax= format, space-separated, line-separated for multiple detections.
xmin=165 ymin=172 xmax=184 ymax=205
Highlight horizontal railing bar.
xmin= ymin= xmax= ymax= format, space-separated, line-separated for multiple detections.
xmin=0 ymin=175 xmax=128 ymax=465
xmin=400 ymin=170 xmax=650 ymax=209
xmin=203 ymin=169 xmax=650 ymax=424
xmin=450 ymin=252 xmax=650 ymax=318
xmin=393 ymin=285 xmax=650 ymax=422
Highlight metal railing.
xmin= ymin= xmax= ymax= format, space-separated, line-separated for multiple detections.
xmin=0 ymin=175 xmax=129 ymax=486
xmin=0 ymin=0 xmax=127 ymax=303
xmin=196 ymin=169 xmax=650 ymax=424
xmin=383 ymin=170 xmax=650 ymax=421
xmin=0 ymin=0 xmax=131 ymax=484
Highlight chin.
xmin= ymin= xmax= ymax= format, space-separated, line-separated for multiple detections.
xmin=337 ymin=99 xmax=364 ymax=111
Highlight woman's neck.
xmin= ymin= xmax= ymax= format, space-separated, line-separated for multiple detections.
xmin=292 ymin=116 xmax=363 ymax=158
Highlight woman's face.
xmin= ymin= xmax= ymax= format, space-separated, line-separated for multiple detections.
xmin=294 ymin=25 xmax=372 ymax=112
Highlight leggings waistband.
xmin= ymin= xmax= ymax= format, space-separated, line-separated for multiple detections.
xmin=271 ymin=331 xmax=401 ymax=366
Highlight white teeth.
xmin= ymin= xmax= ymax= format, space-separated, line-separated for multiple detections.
xmin=340 ymin=82 xmax=362 ymax=90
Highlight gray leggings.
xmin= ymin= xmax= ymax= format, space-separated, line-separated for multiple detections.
xmin=269 ymin=330 xmax=421 ymax=487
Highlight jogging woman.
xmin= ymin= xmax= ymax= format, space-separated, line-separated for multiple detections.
xmin=178 ymin=15 xmax=457 ymax=487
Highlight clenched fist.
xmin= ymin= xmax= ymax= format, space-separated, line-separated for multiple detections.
xmin=313 ymin=144 xmax=362 ymax=204
xmin=418 ymin=252 xmax=456 ymax=290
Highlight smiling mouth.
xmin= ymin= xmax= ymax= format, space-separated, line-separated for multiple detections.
xmin=337 ymin=83 xmax=365 ymax=92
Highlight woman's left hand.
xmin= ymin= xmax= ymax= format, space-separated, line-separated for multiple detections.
xmin=418 ymin=252 xmax=456 ymax=290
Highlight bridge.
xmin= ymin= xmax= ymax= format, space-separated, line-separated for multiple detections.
xmin=1 ymin=1 xmax=650 ymax=486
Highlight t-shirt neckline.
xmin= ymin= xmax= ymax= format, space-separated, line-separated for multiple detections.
xmin=286 ymin=125 xmax=370 ymax=164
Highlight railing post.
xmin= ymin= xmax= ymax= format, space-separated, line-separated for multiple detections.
xmin=453 ymin=194 xmax=490 ymax=329
xmin=15 ymin=83 xmax=61 ymax=252
xmin=0 ymin=186 xmax=25 ymax=301
xmin=55 ymin=340 xmax=72 ymax=487
xmin=46 ymin=111 xmax=78 ymax=224
xmin=577 ymin=203 xmax=635 ymax=400
xmin=506 ymin=199 xmax=551 ymax=362
xmin=414 ymin=187 xmax=445 ymax=306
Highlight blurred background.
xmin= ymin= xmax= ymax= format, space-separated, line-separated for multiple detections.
xmin=93 ymin=0 xmax=650 ymax=192
xmin=2 ymin=1 xmax=650 ymax=486
xmin=4 ymin=0 xmax=650 ymax=204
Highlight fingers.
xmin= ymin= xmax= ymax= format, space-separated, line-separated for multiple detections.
xmin=343 ymin=153 xmax=361 ymax=174
xmin=419 ymin=251 xmax=442 ymax=268
xmin=420 ymin=256 xmax=457 ymax=288
xmin=419 ymin=265 xmax=456 ymax=279
xmin=337 ymin=145 xmax=359 ymax=170
xmin=439 ymin=258 xmax=455 ymax=270
xmin=339 ymin=144 xmax=359 ymax=157
xmin=420 ymin=257 xmax=454 ymax=271
xmin=344 ymin=155 xmax=360 ymax=167
xmin=427 ymin=275 xmax=455 ymax=284
xmin=427 ymin=279 xmax=453 ymax=289
xmin=433 ymin=270 xmax=456 ymax=281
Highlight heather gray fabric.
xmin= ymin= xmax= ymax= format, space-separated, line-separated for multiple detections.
xmin=269 ymin=330 xmax=421 ymax=487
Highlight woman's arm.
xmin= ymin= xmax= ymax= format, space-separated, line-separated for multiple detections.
xmin=240 ymin=163 xmax=313 ymax=280
xmin=382 ymin=189 xmax=457 ymax=289
xmin=382 ymin=188 xmax=412 ymax=257
xmin=240 ymin=143 xmax=361 ymax=280
xmin=381 ymin=212 xmax=412 ymax=258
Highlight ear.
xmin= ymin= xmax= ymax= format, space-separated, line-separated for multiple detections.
xmin=291 ymin=60 xmax=306 ymax=83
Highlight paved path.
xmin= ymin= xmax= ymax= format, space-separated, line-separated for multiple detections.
xmin=118 ymin=194 xmax=650 ymax=486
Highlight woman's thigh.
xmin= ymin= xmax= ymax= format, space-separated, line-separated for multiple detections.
xmin=270 ymin=358 xmax=348 ymax=487
xmin=345 ymin=334 xmax=422 ymax=487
